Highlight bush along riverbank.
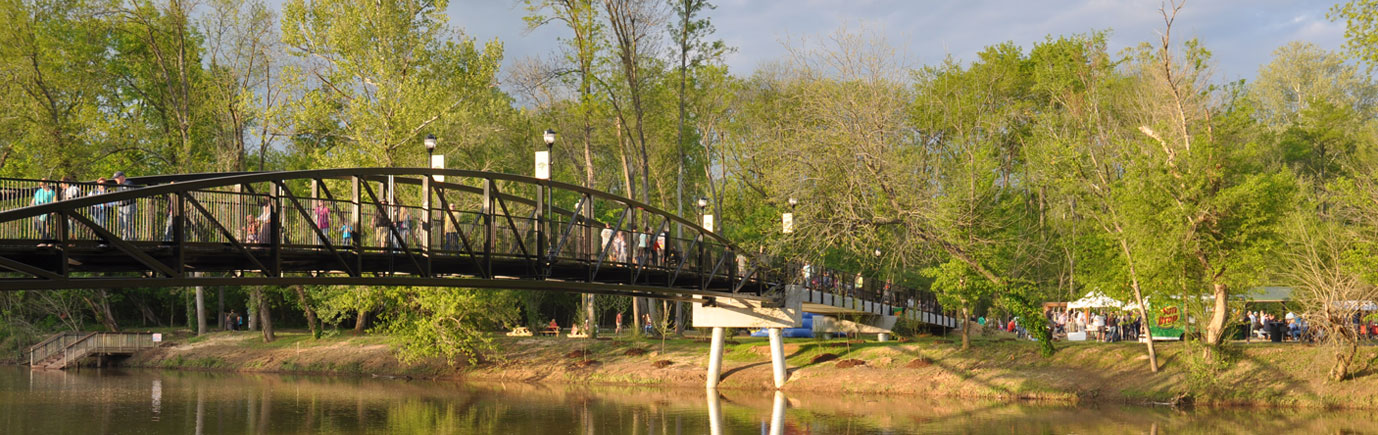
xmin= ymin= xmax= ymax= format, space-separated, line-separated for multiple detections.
xmin=119 ymin=330 xmax=1378 ymax=409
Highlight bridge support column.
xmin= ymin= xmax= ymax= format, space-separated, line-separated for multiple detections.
xmin=768 ymin=327 xmax=787 ymax=389
xmin=706 ymin=326 xmax=725 ymax=389
xmin=693 ymin=286 xmax=804 ymax=390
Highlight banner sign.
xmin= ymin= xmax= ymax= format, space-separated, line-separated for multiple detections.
xmin=1157 ymin=306 xmax=1180 ymax=327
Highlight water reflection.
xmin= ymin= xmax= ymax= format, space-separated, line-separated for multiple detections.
xmin=4 ymin=367 xmax=1378 ymax=434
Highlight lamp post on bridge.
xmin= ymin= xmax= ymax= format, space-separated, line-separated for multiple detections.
xmin=536 ymin=130 xmax=555 ymax=270
xmin=696 ymin=197 xmax=709 ymax=273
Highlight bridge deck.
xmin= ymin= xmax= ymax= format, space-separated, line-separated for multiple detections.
xmin=0 ymin=169 xmax=956 ymax=327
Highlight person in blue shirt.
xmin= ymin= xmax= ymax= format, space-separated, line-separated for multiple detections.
xmin=31 ymin=180 xmax=55 ymax=247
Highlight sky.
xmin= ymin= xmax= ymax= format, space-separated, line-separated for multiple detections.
xmin=445 ymin=0 xmax=1349 ymax=84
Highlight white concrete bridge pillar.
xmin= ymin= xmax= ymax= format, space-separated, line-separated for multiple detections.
xmin=768 ymin=327 xmax=787 ymax=389
xmin=705 ymin=326 xmax=725 ymax=390
xmin=694 ymin=286 xmax=804 ymax=389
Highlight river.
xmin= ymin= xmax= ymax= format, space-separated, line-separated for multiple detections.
xmin=1 ymin=366 xmax=1375 ymax=434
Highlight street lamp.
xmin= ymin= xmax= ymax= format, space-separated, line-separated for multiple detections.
xmin=782 ymin=197 xmax=797 ymax=234
xmin=536 ymin=129 xmax=555 ymax=180
xmin=698 ymin=196 xmax=713 ymax=232
xmin=424 ymin=134 xmax=443 ymax=182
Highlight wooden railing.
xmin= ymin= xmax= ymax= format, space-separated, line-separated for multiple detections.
xmin=28 ymin=332 xmax=156 ymax=369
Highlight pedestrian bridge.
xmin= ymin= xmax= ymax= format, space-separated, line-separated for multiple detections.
xmin=0 ymin=169 xmax=955 ymax=330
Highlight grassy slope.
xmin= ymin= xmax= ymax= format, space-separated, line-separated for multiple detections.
xmin=123 ymin=329 xmax=1378 ymax=408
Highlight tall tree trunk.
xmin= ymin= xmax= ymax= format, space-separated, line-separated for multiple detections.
xmin=217 ymin=287 xmax=224 ymax=330
xmin=354 ymin=310 xmax=369 ymax=334
xmin=1119 ymin=237 xmax=1160 ymax=373
xmin=257 ymin=289 xmax=274 ymax=342
xmin=960 ymin=306 xmax=970 ymax=350
xmin=82 ymin=290 xmax=120 ymax=332
xmin=1204 ymin=282 xmax=1229 ymax=346
xmin=674 ymin=301 xmax=685 ymax=336
xmin=133 ymin=294 xmax=162 ymax=327
xmin=293 ymin=285 xmax=319 ymax=338
xmin=632 ymin=296 xmax=642 ymax=337
xmin=194 ymin=284 xmax=207 ymax=336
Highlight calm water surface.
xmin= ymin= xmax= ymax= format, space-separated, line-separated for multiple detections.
xmin=1 ymin=366 xmax=1375 ymax=434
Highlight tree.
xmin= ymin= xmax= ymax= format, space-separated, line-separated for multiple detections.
xmin=1330 ymin=0 xmax=1378 ymax=72
xmin=524 ymin=0 xmax=605 ymax=337
xmin=380 ymin=287 xmax=519 ymax=365
xmin=200 ymin=0 xmax=282 ymax=171
xmin=667 ymin=0 xmax=727 ymax=335
xmin=602 ymin=0 xmax=667 ymax=335
xmin=0 ymin=0 xmax=115 ymax=176
xmin=1025 ymin=31 xmax=1163 ymax=372
xmin=280 ymin=0 xmax=503 ymax=167
xmin=1283 ymin=214 xmax=1376 ymax=381
xmin=1127 ymin=4 xmax=1295 ymax=351
xmin=1250 ymin=41 xmax=1376 ymax=131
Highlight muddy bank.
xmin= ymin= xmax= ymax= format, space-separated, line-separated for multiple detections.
xmin=120 ymin=330 xmax=1378 ymax=409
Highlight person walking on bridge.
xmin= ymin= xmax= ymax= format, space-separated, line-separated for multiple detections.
xmin=31 ymin=180 xmax=55 ymax=247
xmin=113 ymin=172 xmax=137 ymax=240
xmin=372 ymin=200 xmax=392 ymax=249
xmin=313 ymin=201 xmax=332 ymax=246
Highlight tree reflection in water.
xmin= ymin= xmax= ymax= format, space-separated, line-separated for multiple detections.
xmin=5 ymin=367 xmax=1378 ymax=434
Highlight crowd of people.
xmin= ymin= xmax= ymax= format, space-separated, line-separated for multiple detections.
xmin=1053 ymin=310 xmax=1142 ymax=342
xmin=28 ymin=172 xmax=138 ymax=246
xmin=597 ymin=223 xmax=682 ymax=267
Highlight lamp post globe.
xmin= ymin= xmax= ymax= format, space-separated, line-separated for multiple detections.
xmin=424 ymin=134 xmax=438 ymax=167
xmin=543 ymin=129 xmax=557 ymax=149
xmin=697 ymin=197 xmax=709 ymax=210
xmin=787 ymin=197 xmax=798 ymax=209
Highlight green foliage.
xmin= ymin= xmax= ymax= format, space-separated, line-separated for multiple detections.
xmin=998 ymin=285 xmax=1055 ymax=357
xmin=377 ymin=287 xmax=519 ymax=366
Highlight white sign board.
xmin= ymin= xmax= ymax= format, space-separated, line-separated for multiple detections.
xmin=430 ymin=154 xmax=445 ymax=182
xmin=152 ymin=333 xmax=162 ymax=343
xmin=702 ymin=214 xmax=714 ymax=232
xmin=534 ymin=150 xmax=550 ymax=180
xmin=782 ymin=212 xmax=794 ymax=234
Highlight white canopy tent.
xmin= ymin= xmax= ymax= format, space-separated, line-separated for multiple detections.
xmin=1067 ymin=291 xmax=1129 ymax=310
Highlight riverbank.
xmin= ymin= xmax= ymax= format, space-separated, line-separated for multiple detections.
xmin=120 ymin=329 xmax=1378 ymax=409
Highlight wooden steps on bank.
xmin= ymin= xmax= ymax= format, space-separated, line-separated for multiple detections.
xmin=27 ymin=332 xmax=158 ymax=370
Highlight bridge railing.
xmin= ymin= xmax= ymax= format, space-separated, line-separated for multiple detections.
xmin=0 ymin=171 xmax=944 ymax=317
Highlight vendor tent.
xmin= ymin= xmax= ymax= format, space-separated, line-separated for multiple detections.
xmin=1067 ymin=291 xmax=1127 ymax=310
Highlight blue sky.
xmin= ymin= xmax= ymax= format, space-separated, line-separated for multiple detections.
xmin=445 ymin=0 xmax=1348 ymax=83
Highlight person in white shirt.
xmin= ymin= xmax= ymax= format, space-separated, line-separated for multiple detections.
xmin=600 ymin=223 xmax=614 ymax=260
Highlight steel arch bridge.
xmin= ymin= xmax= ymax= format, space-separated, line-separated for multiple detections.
xmin=0 ymin=168 xmax=950 ymax=323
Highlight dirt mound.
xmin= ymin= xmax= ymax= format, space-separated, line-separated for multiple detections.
xmin=569 ymin=359 xmax=601 ymax=369
xmin=624 ymin=348 xmax=647 ymax=356
xmin=905 ymin=357 xmax=932 ymax=369
xmin=566 ymin=350 xmax=591 ymax=359
xmin=835 ymin=359 xmax=866 ymax=369
xmin=810 ymin=353 xmax=838 ymax=364
xmin=651 ymin=360 xmax=673 ymax=368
